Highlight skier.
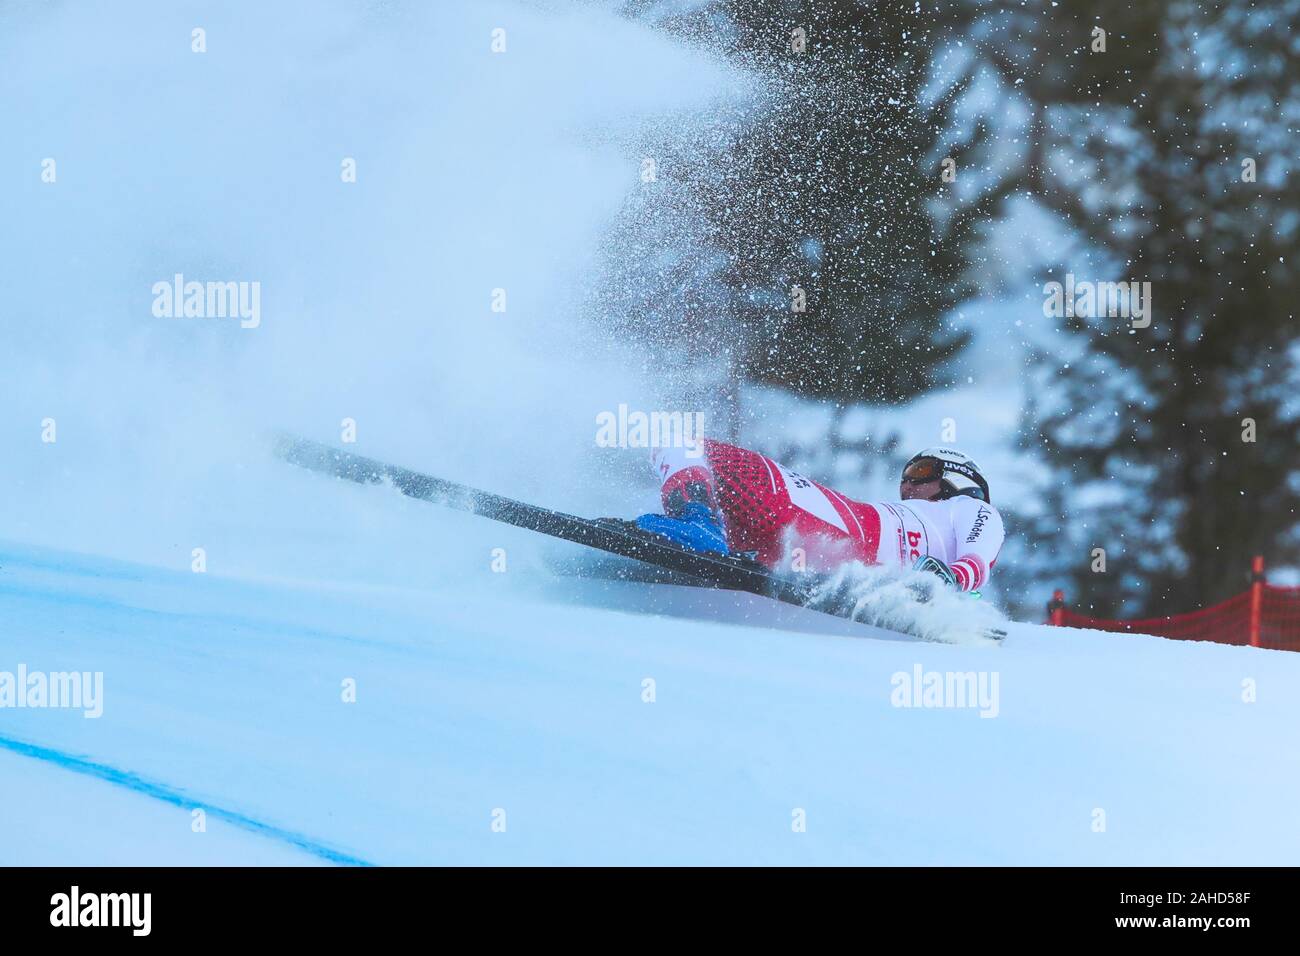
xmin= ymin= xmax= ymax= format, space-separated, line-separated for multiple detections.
xmin=635 ymin=441 xmax=1004 ymax=592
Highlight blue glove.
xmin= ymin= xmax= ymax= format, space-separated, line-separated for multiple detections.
xmin=635 ymin=502 xmax=729 ymax=555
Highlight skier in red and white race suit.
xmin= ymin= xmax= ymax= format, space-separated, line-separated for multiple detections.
xmin=634 ymin=441 xmax=1005 ymax=592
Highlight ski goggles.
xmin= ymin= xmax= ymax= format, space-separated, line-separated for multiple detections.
xmin=903 ymin=456 xmax=988 ymax=500
xmin=901 ymin=457 xmax=945 ymax=483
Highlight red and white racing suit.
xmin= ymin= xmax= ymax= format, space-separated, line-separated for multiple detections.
xmin=653 ymin=439 xmax=1004 ymax=592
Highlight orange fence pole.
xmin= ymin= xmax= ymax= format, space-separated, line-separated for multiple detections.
xmin=1047 ymin=589 xmax=1066 ymax=627
xmin=1248 ymin=556 xmax=1265 ymax=648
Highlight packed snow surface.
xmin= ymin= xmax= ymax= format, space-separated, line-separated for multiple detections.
xmin=3 ymin=524 xmax=1299 ymax=865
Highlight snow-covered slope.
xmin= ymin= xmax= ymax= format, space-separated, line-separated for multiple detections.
xmin=4 ymin=509 xmax=1299 ymax=866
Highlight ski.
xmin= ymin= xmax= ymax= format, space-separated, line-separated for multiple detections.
xmin=273 ymin=435 xmax=816 ymax=609
xmin=273 ymin=435 xmax=1004 ymax=641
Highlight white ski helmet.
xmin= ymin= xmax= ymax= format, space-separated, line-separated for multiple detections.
xmin=902 ymin=447 xmax=991 ymax=502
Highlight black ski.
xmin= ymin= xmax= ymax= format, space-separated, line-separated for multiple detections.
xmin=274 ymin=435 xmax=1005 ymax=641
xmin=273 ymin=435 xmax=815 ymax=609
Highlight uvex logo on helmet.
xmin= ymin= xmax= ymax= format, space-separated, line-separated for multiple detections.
xmin=904 ymin=447 xmax=991 ymax=503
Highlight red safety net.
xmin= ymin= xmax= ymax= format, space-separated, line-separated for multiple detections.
xmin=1053 ymin=583 xmax=1300 ymax=653
xmin=1258 ymin=584 xmax=1300 ymax=651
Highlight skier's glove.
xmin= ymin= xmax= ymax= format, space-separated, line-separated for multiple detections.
xmin=912 ymin=555 xmax=957 ymax=588
xmin=635 ymin=502 xmax=729 ymax=556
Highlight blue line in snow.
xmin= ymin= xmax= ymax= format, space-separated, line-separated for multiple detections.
xmin=0 ymin=734 xmax=373 ymax=867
